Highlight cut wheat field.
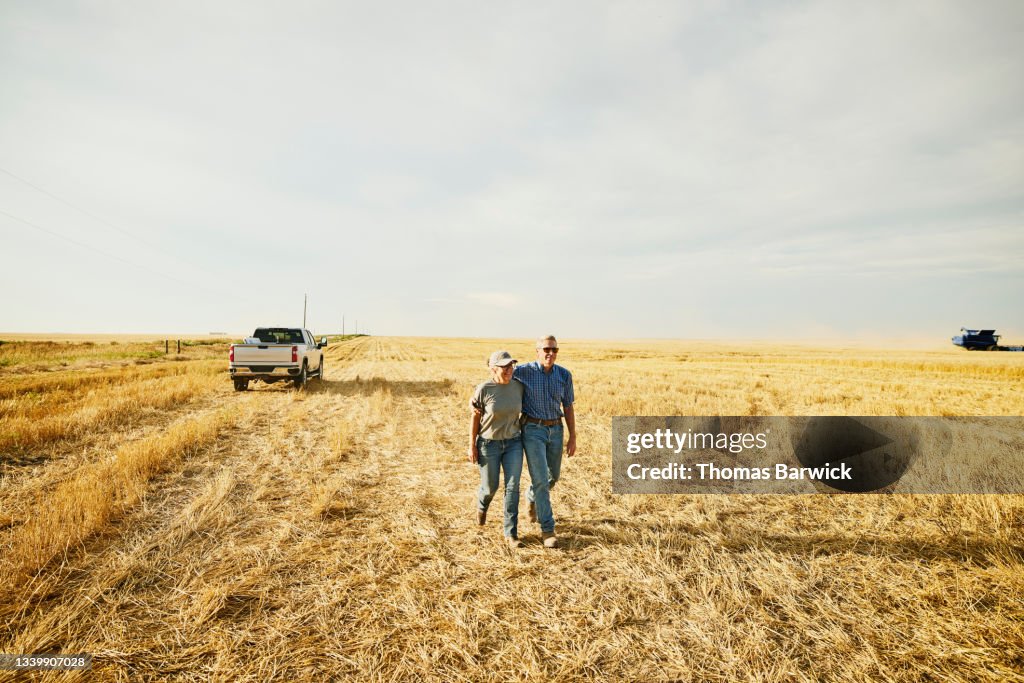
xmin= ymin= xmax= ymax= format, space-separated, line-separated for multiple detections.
xmin=1 ymin=336 xmax=1022 ymax=682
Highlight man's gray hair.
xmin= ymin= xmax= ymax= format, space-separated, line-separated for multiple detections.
xmin=536 ymin=335 xmax=558 ymax=349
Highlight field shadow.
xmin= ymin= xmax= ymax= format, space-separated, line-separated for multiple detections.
xmin=561 ymin=517 xmax=1021 ymax=567
xmin=1 ymin=451 xmax=52 ymax=472
xmin=239 ymin=378 xmax=454 ymax=397
xmin=718 ymin=530 xmax=1023 ymax=567
xmin=309 ymin=378 xmax=455 ymax=398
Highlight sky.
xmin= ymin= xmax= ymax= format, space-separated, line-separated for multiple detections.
xmin=1 ymin=1 xmax=1022 ymax=342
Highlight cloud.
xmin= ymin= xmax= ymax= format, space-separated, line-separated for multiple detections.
xmin=0 ymin=1 xmax=1021 ymax=336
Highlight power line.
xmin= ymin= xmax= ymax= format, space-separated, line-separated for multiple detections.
xmin=0 ymin=167 xmax=335 ymax=328
xmin=0 ymin=207 xmax=228 ymax=298
xmin=0 ymin=166 xmax=173 ymax=257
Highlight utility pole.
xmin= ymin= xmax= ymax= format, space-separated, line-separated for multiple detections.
xmin=355 ymin=320 xmax=358 ymax=335
xmin=342 ymin=314 xmax=345 ymax=336
xmin=303 ymin=293 xmax=308 ymax=328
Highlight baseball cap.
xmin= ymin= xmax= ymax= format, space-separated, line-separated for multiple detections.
xmin=488 ymin=350 xmax=517 ymax=367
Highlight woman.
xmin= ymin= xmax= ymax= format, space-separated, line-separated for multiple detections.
xmin=469 ymin=350 xmax=525 ymax=548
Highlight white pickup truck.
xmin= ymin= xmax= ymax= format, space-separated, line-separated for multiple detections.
xmin=229 ymin=327 xmax=327 ymax=391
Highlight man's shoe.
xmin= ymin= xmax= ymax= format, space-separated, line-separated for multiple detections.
xmin=528 ymin=502 xmax=537 ymax=523
xmin=507 ymin=536 xmax=524 ymax=549
xmin=542 ymin=531 xmax=558 ymax=548
xmin=477 ymin=510 xmax=486 ymax=526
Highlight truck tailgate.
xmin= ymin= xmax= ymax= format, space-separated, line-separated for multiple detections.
xmin=233 ymin=344 xmax=295 ymax=364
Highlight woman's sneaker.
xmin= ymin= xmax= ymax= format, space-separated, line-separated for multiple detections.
xmin=507 ymin=536 xmax=524 ymax=549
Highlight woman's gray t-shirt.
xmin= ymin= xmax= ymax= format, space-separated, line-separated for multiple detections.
xmin=471 ymin=379 xmax=524 ymax=440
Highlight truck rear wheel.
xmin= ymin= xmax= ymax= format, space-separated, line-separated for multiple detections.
xmin=233 ymin=379 xmax=249 ymax=392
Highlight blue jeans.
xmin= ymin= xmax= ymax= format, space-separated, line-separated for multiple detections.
xmin=523 ymin=422 xmax=563 ymax=533
xmin=477 ymin=435 xmax=524 ymax=538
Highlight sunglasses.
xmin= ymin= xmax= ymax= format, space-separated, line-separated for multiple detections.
xmin=541 ymin=347 xmax=559 ymax=353
xmin=499 ymin=363 xmax=516 ymax=371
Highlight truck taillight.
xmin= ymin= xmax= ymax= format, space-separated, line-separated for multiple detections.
xmin=292 ymin=346 xmax=298 ymax=362
xmin=229 ymin=345 xmax=234 ymax=362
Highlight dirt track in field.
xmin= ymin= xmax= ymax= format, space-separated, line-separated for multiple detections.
xmin=1 ymin=336 xmax=1022 ymax=682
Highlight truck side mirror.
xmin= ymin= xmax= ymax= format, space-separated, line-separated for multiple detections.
xmin=319 ymin=336 xmax=328 ymax=348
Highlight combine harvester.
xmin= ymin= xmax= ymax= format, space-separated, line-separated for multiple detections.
xmin=951 ymin=328 xmax=1024 ymax=352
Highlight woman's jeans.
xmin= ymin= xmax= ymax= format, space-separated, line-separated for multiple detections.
xmin=477 ymin=435 xmax=524 ymax=538
xmin=523 ymin=422 xmax=563 ymax=534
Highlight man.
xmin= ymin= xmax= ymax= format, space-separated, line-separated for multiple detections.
xmin=513 ymin=335 xmax=576 ymax=548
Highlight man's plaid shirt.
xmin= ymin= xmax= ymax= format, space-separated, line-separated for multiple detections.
xmin=513 ymin=361 xmax=575 ymax=421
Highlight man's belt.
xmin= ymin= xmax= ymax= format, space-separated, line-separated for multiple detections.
xmin=524 ymin=416 xmax=561 ymax=426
